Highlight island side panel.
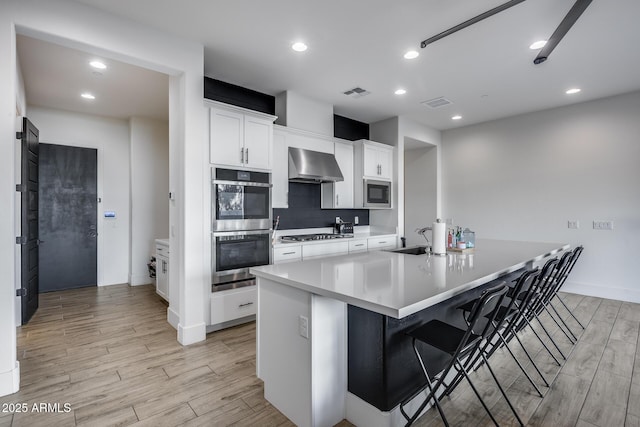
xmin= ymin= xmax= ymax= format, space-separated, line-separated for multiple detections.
xmin=258 ymin=278 xmax=313 ymax=427
xmin=348 ymin=270 xmax=523 ymax=411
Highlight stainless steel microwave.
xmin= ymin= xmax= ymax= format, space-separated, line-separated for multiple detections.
xmin=363 ymin=179 xmax=391 ymax=208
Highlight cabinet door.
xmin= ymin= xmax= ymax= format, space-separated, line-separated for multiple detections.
xmin=210 ymin=108 xmax=244 ymax=166
xmin=271 ymin=130 xmax=288 ymax=208
xmin=333 ymin=142 xmax=354 ymax=208
xmin=377 ymin=146 xmax=393 ymax=180
xmin=362 ymin=143 xmax=380 ymax=178
xmin=156 ymin=255 xmax=169 ymax=301
xmin=244 ymin=116 xmax=272 ymax=170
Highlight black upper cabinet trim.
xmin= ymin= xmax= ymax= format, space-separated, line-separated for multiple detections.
xmin=204 ymin=77 xmax=275 ymax=115
xmin=334 ymin=114 xmax=370 ymax=141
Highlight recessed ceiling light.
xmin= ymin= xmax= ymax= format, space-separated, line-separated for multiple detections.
xmin=89 ymin=60 xmax=106 ymax=69
xmin=81 ymin=93 xmax=95 ymax=100
xmin=451 ymin=115 xmax=462 ymax=120
xmin=529 ymin=40 xmax=547 ymax=50
xmin=566 ymin=88 xmax=581 ymax=94
xmin=291 ymin=42 xmax=307 ymax=52
xmin=404 ymin=50 xmax=419 ymax=59
xmin=394 ymin=89 xmax=406 ymax=95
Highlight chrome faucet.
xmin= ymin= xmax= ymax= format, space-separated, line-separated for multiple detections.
xmin=415 ymin=227 xmax=432 ymax=248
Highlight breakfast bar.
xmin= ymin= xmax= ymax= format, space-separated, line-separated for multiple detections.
xmin=251 ymin=239 xmax=569 ymax=427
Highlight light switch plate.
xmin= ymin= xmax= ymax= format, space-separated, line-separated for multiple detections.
xmin=593 ymin=220 xmax=614 ymax=230
xmin=567 ymin=220 xmax=579 ymax=229
xmin=298 ymin=315 xmax=309 ymax=339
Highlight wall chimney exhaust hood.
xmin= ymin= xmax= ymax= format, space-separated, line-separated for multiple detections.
xmin=288 ymin=147 xmax=344 ymax=183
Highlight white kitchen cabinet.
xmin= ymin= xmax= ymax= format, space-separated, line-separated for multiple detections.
xmin=321 ymin=140 xmax=354 ymax=209
xmin=273 ymin=245 xmax=302 ymax=263
xmin=210 ymin=286 xmax=256 ymax=325
xmin=272 ymin=128 xmax=289 ymax=208
xmin=348 ymin=239 xmax=368 ymax=253
xmin=155 ymin=240 xmax=170 ymax=302
xmin=355 ymin=139 xmax=393 ymax=181
xmin=209 ymin=104 xmax=275 ymax=170
xmin=367 ymin=235 xmax=397 ymax=251
xmin=302 ymin=241 xmax=349 ymax=259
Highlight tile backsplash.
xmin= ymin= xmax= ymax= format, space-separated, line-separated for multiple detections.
xmin=273 ymin=182 xmax=369 ymax=230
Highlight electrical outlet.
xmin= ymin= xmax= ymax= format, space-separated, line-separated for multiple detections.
xmin=335 ymin=216 xmax=341 ymax=224
xmin=567 ymin=220 xmax=579 ymax=229
xmin=298 ymin=315 xmax=309 ymax=339
xmin=354 ymin=216 xmax=359 ymax=225
xmin=593 ymin=220 xmax=614 ymax=230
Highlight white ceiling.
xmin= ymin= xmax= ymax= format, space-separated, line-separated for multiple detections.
xmin=17 ymin=35 xmax=169 ymax=121
xmin=24 ymin=0 xmax=640 ymax=130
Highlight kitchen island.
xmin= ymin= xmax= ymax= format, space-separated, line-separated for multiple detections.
xmin=251 ymin=239 xmax=569 ymax=427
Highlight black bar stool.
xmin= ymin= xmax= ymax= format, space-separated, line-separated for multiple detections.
xmin=399 ymin=283 xmax=509 ymax=427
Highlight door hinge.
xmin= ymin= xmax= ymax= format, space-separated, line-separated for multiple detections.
xmin=16 ymin=184 xmax=26 ymax=193
xmin=16 ymin=288 xmax=27 ymax=297
xmin=16 ymin=131 xmax=23 ymax=140
xmin=16 ymin=236 xmax=27 ymax=245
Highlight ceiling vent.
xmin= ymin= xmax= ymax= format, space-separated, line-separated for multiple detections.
xmin=421 ymin=96 xmax=453 ymax=109
xmin=343 ymin=87 xmax=371 ymax=99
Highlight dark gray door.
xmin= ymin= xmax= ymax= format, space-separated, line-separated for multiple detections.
xmin=39 ymin=144 xmax=98 ymax=292
xmin=20 ymin=118 xmax=39 ymax=324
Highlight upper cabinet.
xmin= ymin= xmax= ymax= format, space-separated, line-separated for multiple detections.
xmin=357 ymin=140 xmax=393 ymax=181
xmin=321 ymin=140 xmax=354 ymax=209
xmin=209 ymin=102 xmax=276 ymax=171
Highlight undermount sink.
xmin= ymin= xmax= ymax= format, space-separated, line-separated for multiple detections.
xmin=388 ymin=245 xmax=429 ymax=255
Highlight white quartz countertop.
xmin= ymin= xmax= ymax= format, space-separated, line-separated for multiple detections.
xmin=251 ymin=239 xmax=569 ymax=318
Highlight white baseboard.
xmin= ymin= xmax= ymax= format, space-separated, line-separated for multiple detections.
xmin=0 ymin=361 xmax=20 ymax=397
xmin=177 ymin=322 xmax=206 ymax=345
xmin=167 ymin=306 xmax=179 ymax=330
xmin=129 ymin=274 xmax=152 ymax=286
xmin=562 ymin=280 xmax=640 ymax=303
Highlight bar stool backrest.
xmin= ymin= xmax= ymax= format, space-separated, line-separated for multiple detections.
xmin=522 ymin=257 xmax=560 ymax=316
xmin=464 ymin=283 xmax=509 ymax=346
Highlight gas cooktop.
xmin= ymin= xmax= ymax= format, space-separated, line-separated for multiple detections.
xmin=280 ymin=233 xmax=353 ymax=242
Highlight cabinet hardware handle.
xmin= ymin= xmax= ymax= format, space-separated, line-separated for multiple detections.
xmin=282 ymin=251 xmax=296 ymax=255
xmin=240 ymin=148 xmax=244 ymax=163
xmin=354 ymin=244 xmax=364 ymax=247
xmin=162 ymin=260 xmax=167 ymax=273
xmin=239 ymin=302 xmax=254 ymax=307
xmin=245 ymin=148 xmax=249 ymax=163
xmin=336 ymin=194 xmax=339 ymax=206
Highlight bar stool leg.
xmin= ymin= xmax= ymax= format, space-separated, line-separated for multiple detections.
xmin=549 ymin=300 xmax=580 ymax=339
xmin=519 ymin=315 xmax=563 ymax=366
xmin=479 ymin=352 xmax=525 ymax=426
xmin=555 ymin=295 xmax=585 ymax=329
xmin=543 ymin=304 xmax=576 ymax=344
xmin=405 ymin=339 xmax=449 ymax=426
xmin=453 ymin=359 xmax=500 ymax=427
xmin=531 ymin=311 xmax=567 ymax=360
xmin=510 ymin=331 xmax=551 ymax=387
xmin=495 ymin=331 xmax=544 ymax=396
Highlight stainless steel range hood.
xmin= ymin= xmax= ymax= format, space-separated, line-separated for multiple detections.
xmin=288 ymin=147 xmax=344 ymax=183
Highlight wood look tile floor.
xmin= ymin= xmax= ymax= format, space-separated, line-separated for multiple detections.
xmin=0 ymin=284 xmax=293 ymax=427
xmin=1 ymin=284 xmax=638 ymax=426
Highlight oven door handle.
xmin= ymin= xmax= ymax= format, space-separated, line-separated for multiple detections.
xmin=213 ymin=179 xmax=272 ymax=188
xmin=212 ymin=230 xmax=272 ymax=237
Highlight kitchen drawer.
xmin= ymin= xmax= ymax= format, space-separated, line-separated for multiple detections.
xmin=273 ymin=245 xmax=302 ymax=263
xmin=210 ymin=286 xmax=256 ymax=325
xmin=156 ymin=245 xmax=169 ymax=257
xmin=348 ymin=239 xmax=368 ymax=253
xmin=302 ymin=241 xmax=349 ymax=259
xmin=367 ymin=235 xmax=397 ymax=251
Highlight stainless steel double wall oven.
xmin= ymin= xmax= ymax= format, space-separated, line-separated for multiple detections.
xmin=212 ymin=168 xmax=271 ymax=291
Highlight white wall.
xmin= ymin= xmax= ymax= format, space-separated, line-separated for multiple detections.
xmin=1 ymin=0 xmax=207 ymax=397
xmin=129 ymin=117 xmax=169 ymax=286
xmin=404 ymin=145 xmax=437 ymax=247
xmin=28 ymin=107 xmax=131 ymax=286
xmin=442 ymin=90 xmax=640 ymax=302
